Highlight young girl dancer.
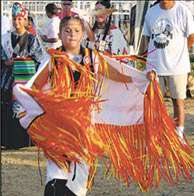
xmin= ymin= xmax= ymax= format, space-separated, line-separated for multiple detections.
xmin=14 ymin=15 xmax=132 ymax=196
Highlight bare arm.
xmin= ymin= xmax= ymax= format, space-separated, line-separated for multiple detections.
xmin=84 ymin=21 xmax=95 ymax=42
xmin=138 ymin=35 xmax=150 ymax=56
xmin=99 ymin=64 xmax=132 ymax=83
xmin=188 ymin=33 xmax=194 ymax=49
xmin=139 ymin=36 xmax=157 ymax=81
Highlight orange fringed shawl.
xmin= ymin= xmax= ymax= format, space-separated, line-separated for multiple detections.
xmin=23 ymin=48 xmax=104 ymax=170
xmin=21 ymin=49 xmax=194 ymax=191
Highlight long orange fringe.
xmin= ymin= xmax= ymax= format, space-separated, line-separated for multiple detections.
xmin=22 ymin=50 xmax=194 ymax=192
xmin=144 ymin=80 xmax=194 ymax=188
xmin=92 ymin=80 xmax=194 ymax=191
xmin=23 ymin=48 xmax=103 ymax=171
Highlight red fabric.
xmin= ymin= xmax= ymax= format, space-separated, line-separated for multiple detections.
xmin=28 ymin=25 xmax=36 ymax=36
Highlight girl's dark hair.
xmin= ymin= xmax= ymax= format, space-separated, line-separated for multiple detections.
xmin=45 ymin=3 xmax=58 ymax=15
xmin=59 ymin=16 xmax=84 ymax=33
xmin=28 ymin=16 xmax=34 ymax=23
xmin=92 ymin=0 xmax=112 ymax=40
xmin=92 ymin=15 xmax=112 ymax=40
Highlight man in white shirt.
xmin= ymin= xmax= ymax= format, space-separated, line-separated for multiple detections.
xmin=41 ymin=3 xmax=61 ymax=49
xmin=142 ymin=0 xmax=194 ymax=141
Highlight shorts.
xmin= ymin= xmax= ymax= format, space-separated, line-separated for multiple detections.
xmin=158 ymin=74 xmax=188 ymax=99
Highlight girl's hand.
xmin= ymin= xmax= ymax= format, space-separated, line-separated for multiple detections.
xmin=4 ymin=58 xmax=14 ymax=66
xmin=146 ymin=70 xmax=156 ymax=81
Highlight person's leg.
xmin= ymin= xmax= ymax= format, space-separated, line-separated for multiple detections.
xmin=169 ymin=74 xmax=187 ymax=140
xmin=45 ymin=161 xmax=89 ymax=196
xmin=171 ymin=98 xmax=185 ymax=127
xmin=1 ymin=102 xmax=12 ymax=148
xmin=44 ymin=179 xmax=76 ymax=196
xmin=158 ymin=76 xmax=168 ymax=96
xmin=1 ymin=78 xmax=13 ymax=149
xmin=64 ymin=186 xmax=77 ymax=196
xmin=45 ymin=160 xmax=77 ymax=196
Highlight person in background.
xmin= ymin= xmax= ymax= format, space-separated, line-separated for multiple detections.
xmin=120 ymin=18 xmax=130 ymax=45
xmin=84 ymin=0 xmax=128 ymax=55
xmin=40 ymin=3 xmax=61 ymax=49
xmin=1 ymin=2 xmax=45 ymax=149
xmin=26 ymin=14 xmax=36 ymax=36
xmin=58 ymin=0 xmax=95 ymax=43
xmin=143 ymin=0 xmax=194 ymax=142
xmin=58 ymin=0 xmax=77 ymax=19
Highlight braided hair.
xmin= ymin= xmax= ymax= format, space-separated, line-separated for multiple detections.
xmin=92 ymin=0 xmax=112 ymax=41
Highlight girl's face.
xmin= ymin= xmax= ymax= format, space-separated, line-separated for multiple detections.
xmin=95 ymin=4 xmax=109 ymax=23
xmin=60 ymin=19 xmax=84 ymax=51
xmin=12 ymin=16 xmax=27 ymax=32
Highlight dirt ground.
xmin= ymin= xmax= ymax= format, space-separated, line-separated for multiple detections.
xmin=1 ymin=98 xmax=194 ymax=196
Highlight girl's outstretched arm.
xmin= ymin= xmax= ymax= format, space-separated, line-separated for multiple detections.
xmin=99 ymin=63 xmax=132 ymax=83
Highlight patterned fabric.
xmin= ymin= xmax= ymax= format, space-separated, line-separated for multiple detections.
xmin=13 ymin=58 xmax=36 ymax=85
xmin=11 ymin=31 xmax=45 ymax=66
xmin=12 ymin=2 xmax=27 ymax=18
xmin=84 ymin=25 xmax=128 ymax=55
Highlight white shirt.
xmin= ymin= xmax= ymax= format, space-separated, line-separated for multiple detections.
xmin=143 ymin=2 xmax=194 ymax=75
xmin=42 ymin=16 xmax=61 ymax=49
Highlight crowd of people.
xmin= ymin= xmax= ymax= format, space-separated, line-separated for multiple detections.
xmin=1 ymin=0 xmax=194 ymax=196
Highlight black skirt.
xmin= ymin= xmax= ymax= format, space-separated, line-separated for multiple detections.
xmin=1 ymin=100 xmax=33 ymax=149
